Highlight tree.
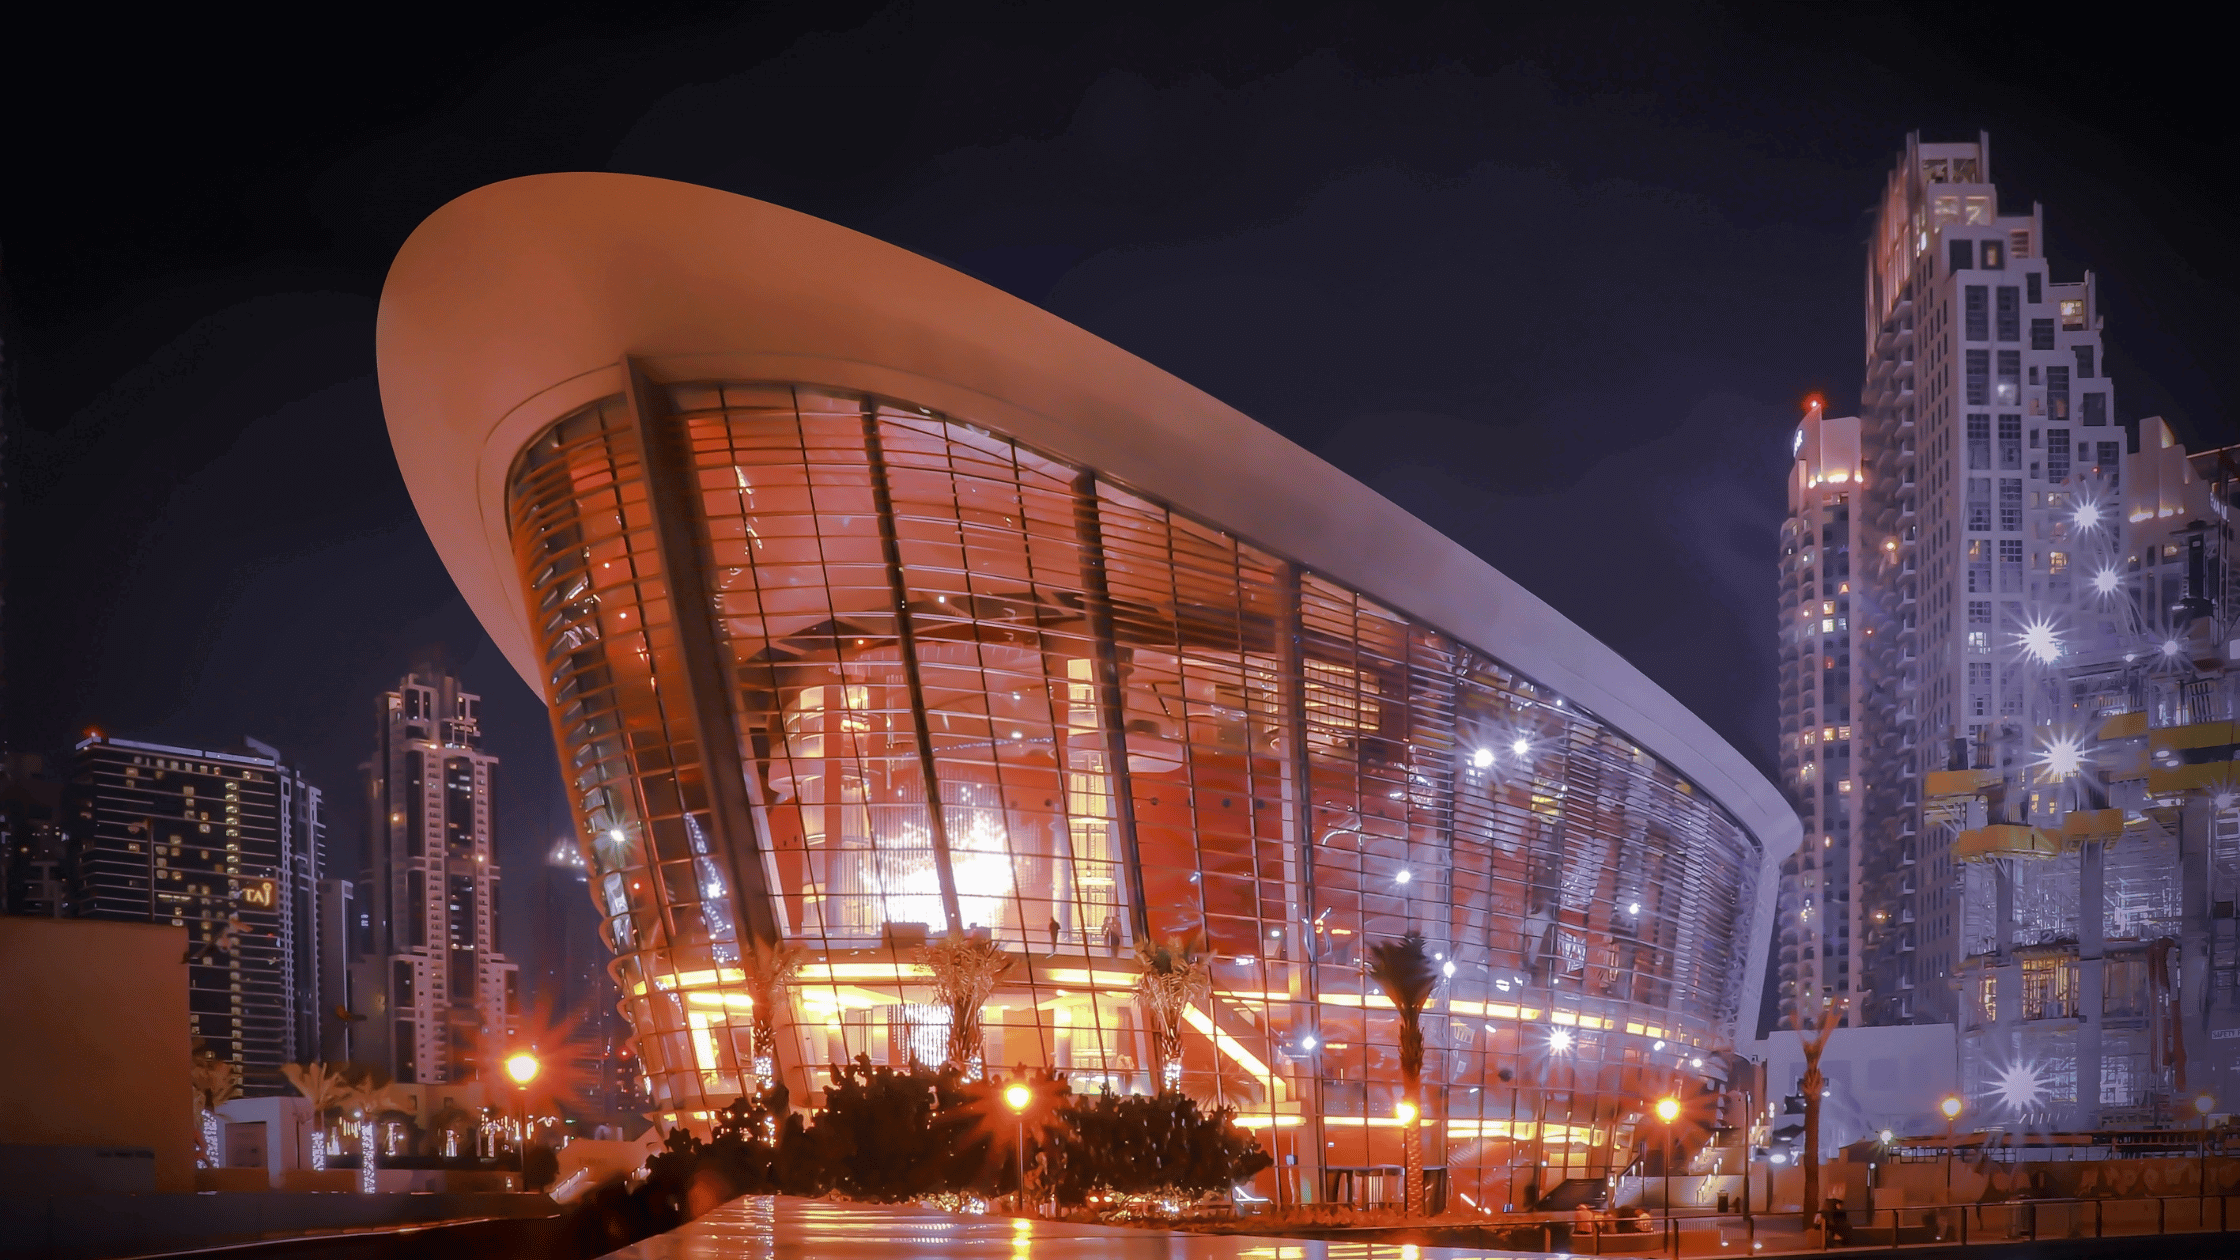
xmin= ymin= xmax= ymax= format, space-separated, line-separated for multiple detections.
xmin=1366 ymin=929 xmax=1439 ymax=1215
xmin=282 ymin=1062 xmax=358 ymax=1162
xmin=190 ymin=1046 xmax=242 ymax=1113
xmin=281 ymin=1062 xmax=355 ymax=1118
xmin=808 ymin=1056 xmax=993 ymax=1200
xmin=338 ymin=1074 xmax=410 ymax=1165
xmin=425 ymin=1099 xmax=477 ymax=1159
xmin=1051 ymin=1088 xmax=1272 ymax=1207
xmin=190 ymin=1044 xmax=241 ymax=1169
xmin=653 ymin=1084 xmax=820 ymax=1209
xmin=741 ymin=941 xmax=806 ymax=1091
xmin=522 ymin=1144 xmax=560 ymax=1191
xmin=1133 ymin=939 xmax=1211 ymax=1094
xmin=1798 ymin=992 xmax=1846 ymax=1233
xmin=919 ymin=934 xmax=1011 ymax=1078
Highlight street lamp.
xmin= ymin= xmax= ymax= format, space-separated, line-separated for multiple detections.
xmin=505 ymin=1052 xmax=540 ymax=1162
xmin=1737 ymin=1065 xmax=1757 ymax=1228
xmin=1939 ymin=1095 xmax=1963 ymax=1198
xmin=1656 ymin=1096 xmax=1682 ymax=1258
xmin=2195 ymin=1094 xmax=2216 ymax=1202
xmin=1005 ymin=1082 xmax=1034 ymax=1216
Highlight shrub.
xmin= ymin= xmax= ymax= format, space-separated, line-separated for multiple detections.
xmin=809 ymin=1057 xmax=1003 ymax=1201
xmin=522 ymin=1144 xmax=560 ymax=1191
xmin=1051 ymin=1089 xmax=1272 ymax=1205
xmin=698 ymin=1084 xmax=822 ymax=1197
xmin=606 ymin=1063 xmax=1267 ymax=1236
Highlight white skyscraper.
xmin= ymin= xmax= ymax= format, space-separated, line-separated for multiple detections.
xmin=1847 ymin=132 xmax=2117 ymax=1026
xmin=1775 ymin=401 xmax=1863 ymax=1030
xmin=357 ymin=668 xmax=516 ymax=1082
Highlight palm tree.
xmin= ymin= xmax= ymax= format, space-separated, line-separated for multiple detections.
xmin=191 ymin=1047 xmax=243 ymax=1112
xmin=743 ymin=940 xmax=806 ymax=1091
xmin=919 ymin=933 xmax=1011 ymax=1079
xmin=338 ymin=1075 xmax=409 ymax=1166
xmin=282 ymin=1062 xmax=358 ymax=1165
xmin=282 ymin=1062 xmax=356 ymax=1123
xmin=1798 ymin=992 xmax=1846 ymax=1237
xmin=190 ymin=1046 xmax=242 ymax=1169
xmin=1133 ymin=938 xmax=1211 ymax=1094
xmin=1367 ymin=929 xmax=1439 ymax=1216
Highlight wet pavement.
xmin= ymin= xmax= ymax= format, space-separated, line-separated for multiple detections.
xmin=594 ymin=1194 xmax=2240 ymax=1260
xmin=596 ymin=1197 xmax=1555 ymax=1260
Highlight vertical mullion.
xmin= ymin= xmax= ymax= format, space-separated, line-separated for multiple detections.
xmin=861 ymin=403 xmax=964 ymax=936
xmin=623 ymin=362 xmax=781 ymax=954
xmin=1072 ymin=471 xmax=1151 ymax=942
xmin=1276 ymin=560 xmax=1328 ymax=1198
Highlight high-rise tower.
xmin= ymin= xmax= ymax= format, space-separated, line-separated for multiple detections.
xmin=1775 ymin=401 xmax=1863 ymax=1029
xmin=67 ymin=734 xmax=324 ymax=1093
xmin=358 ymin=668 xmax=516 ymax=1083
xmin=3 ymin=753 xmax=69 ymax=916
xmin=1852 ymin=132 xmax=2117 ymax=1025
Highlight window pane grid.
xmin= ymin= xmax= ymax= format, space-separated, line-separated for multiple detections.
xmin=502 ymin=379 xmax=1763 ymax=1203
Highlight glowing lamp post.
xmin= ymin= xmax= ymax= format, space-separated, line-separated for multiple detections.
xmin=1005 ymin=1082 xmax=1034 ymax=1216
xmin=1656 ymin=1095 xmax=1682 ymax=1258
xmin=2195 ymin=1094 xmax=2216 ymax=1201
xmin=1939 ymin=1095 xmax=1964 ymax=1197
xmin=505 ymin=1052 xmax=540 ymax=1163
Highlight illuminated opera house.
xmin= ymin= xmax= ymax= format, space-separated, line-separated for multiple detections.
xmin=377 ymin=173 xmax=1796 ymax=1206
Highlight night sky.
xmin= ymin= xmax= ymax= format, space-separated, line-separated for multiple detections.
xmin=3 ymin=4 xmax=2232 ymax=993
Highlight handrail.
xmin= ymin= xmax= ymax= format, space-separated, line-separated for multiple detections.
xmin=1559 ymin=1191 xmax=2235 ymax=1256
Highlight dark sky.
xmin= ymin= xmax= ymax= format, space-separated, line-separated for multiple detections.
xmin=4 ymin=3 xmax=2233 ymax=991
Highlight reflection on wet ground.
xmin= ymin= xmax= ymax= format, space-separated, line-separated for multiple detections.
xmin=596 ymin=1198 xmax=1547 ymax=1260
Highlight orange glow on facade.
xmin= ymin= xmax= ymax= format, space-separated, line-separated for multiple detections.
xmin=378 ymin=174 xmax=1792 ymax=1206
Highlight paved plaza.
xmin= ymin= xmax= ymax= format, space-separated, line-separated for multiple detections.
xmin=595 ymin=1195 xmax=2240 ymax=1260
xmin=597 ymin=1198 xmax=1559 ymax=1260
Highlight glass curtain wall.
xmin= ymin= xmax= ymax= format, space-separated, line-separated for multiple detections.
xmin=505 ymin=381 xmax=1762 ymax=1206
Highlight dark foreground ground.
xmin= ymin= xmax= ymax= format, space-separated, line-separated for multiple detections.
xmin=16 ymin=1194 xmax=2236 ymax=1260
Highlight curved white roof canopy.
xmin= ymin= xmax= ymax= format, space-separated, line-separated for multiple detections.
xmin=377 ymin=173 xmax=1797 ymax=1001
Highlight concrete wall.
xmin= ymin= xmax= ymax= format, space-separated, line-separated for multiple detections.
xmin=0 ymin=918 xmax=193 ymax=1191
xmin=1749 ymin=1022 xmax=1958 ymax=1145
xmin=215 ymin=1094 xmax=309 ymax=1187
xmin=1840 ymin=1153 xmax=2240 ymax=1209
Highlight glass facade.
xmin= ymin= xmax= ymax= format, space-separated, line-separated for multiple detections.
xmin=504 ymin=381 xmax=1762 ymax=1205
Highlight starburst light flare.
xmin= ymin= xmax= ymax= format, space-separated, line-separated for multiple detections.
xmin=1988 ymin=1061 xmax=2047 ymax=1113
xmin=2132 ymin=598 xmax=2199 ymax=677
xmin=2013 ymin=615 xmax=2063 ymax=665
xmin=2035 ymin=732 xmax=2090 ymax=780
xmin=2091 ymin=566 xmax=2123 ymax=597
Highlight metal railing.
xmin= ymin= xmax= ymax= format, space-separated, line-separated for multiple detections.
xmin=1559 ymin=1193 xmax=2236 ymax=1256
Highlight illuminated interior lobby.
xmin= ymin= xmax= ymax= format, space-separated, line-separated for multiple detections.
xmin=377 ymin=173 xmax=1797 ymax=1206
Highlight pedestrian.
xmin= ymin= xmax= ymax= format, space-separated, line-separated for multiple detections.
xmin=1824 ymin=1194 xmax=1850 ymax=1245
